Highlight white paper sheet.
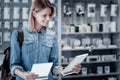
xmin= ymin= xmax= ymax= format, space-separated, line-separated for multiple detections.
xmin=100 ymin=5 xmax=108 ymax=17
xmin=87 ymin=4 xmax=96 ymax=17
xmin=111 ymin=4 xmax=117 ymax=16
xmin=61 ymin=53 xmax=88 ymax=76
xmin=4 ymin=7 xmax=10 ymax=19
xmin=4 ymin=31 xmax=10 ymax=42
xmin=13 ymin=21 xmax=19 ymax=28
xmin=22 ymin=0 xmax=28 ymax=3
xmin=4 ymin=21 xmax=10 ymax=29
xmin=22 ymin=7 xmax=29 ymax=19
xmin=0 ymin=32 xmax=2 ymax=45
xmin=31 ymin=62 xmax=53 ymax=80
xmin=13 ymin=0 xmax=20 ymax=3
xmin=22 ymin=21 xmax=28 ymax=28
xmin=13 ymin=7 xmax=20 ymax=19
xmin=4 ymin=0 xmax=10 ymax=3
xmin=0 ymin=21 xmax=1 ymax=29
xmin=0 ymin=8 xmax=1 ymax=19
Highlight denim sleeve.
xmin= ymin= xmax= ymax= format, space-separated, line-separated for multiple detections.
xmin=49 ymin=35 xmax=59 ymax=75
xmin=10 ymin=30 xmax=24 ymax=76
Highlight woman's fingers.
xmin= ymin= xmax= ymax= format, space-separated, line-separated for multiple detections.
xmin=24 ymin=71 xmax=38 ymax=80
xmin=57 ymin=66 xmax=63 ymax=75
xmin=72 ymin=64 xmax=81 ymax=73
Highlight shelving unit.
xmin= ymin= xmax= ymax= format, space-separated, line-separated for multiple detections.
xmin=0 ymin=0 xmax=32 ymax=53
xmin=62 ymin=47 xmax=120 ymax=51
xmin=62 ymin=60 xmax=119 ymax=65
xmin=0 ymin=0 xmax=57 ymax=53
xmin=57 ymin=0 xmax=120 ymax=80
xmin=62 ymin=32 xmax=120 ymax=35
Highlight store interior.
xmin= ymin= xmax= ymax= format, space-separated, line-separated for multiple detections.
xmin=0 ymin=0 xmax=120 ymax=80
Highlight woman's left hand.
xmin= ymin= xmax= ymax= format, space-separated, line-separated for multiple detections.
xmin=72 ymin=64 xmax=81 ymax=74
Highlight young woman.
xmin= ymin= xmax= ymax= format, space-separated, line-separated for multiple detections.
xmin=10 ymin=0 xmax=81 ymax=80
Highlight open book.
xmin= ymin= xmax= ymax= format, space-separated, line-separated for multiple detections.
xmin=31 ymin=62 xmax=53 ymax=80
xmin=61 ymin=53 xmax=88 ymax=76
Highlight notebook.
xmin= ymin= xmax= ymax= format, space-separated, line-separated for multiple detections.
xmin=61 ymin=53 xmax=88 ymax=76
xmin=31 ymin=62 xmax=53 ymax=80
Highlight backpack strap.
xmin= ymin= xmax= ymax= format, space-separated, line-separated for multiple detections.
xmin=17 ymin=29 xmax=24 ymax=65
xmin=17 ymin=29 xmax=24 ymax=48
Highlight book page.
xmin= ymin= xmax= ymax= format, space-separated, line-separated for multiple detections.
xmin=31 ymin=62 xmax=53 ymax=80
xmin=61 ymin=53 xmax=88 ymax=76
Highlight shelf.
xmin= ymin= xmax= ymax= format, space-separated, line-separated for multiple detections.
xmin=63 ymin=72 xmax=120 ymax=78
xmin=82 ymin=60 xmax=119 ymax=64
xmin=62 ymin=0 xmax=111 ymax=3
xmin=0 ymin=0 xmax=31 ymax=53
xmin=0 ymin=50 xmax=3 ymax=54
xmin=62 ymin=60 xmax=119 ymax=65
xmin=62 ymin=32 xmax=120 ymax=35
xmin=59 ymin=0 xmax=120 ymax=79
xmin=54 ymin=72 xmax=120 ymax=79
xmin=62 ymin=47 xmax=120 ymax=51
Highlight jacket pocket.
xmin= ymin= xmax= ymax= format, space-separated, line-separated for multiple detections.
xmin=23 ymin=36 xmax=35 ymax=54
xmin=42 ymin=36 xmax=53 ymax=47
xmin=41 ymin=36 xmax=54 ymax=58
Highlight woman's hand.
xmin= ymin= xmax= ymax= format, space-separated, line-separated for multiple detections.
xmin=56 ymin=66 xmax=63 ymax=75
xmin=72 ymin=64 xmax=81 ymax=74
xmin=56 ymin=64 xmax=81 ymax=76
xmin=23 ymin=71 xmax=38 ymax=80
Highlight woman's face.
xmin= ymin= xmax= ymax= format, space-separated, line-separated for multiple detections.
xmin=33 ymin=7 xmax=52 ymax=28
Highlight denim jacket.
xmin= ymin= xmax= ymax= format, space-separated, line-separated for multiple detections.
xmin=10 ymin=27 xmax=58 ymax=80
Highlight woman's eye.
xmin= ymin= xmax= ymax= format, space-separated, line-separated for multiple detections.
xmin=49 ymin=13 xmax=52 ymax=17
xmin=42 ymin=14 xmax=52 ymax=18
xmin=43 ymin=15 xmax=47 ymax=17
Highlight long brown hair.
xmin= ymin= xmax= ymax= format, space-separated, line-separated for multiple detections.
xmin=29 ymin=0 xmax=54 ymax=31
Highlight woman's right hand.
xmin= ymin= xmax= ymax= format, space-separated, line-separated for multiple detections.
xmin=23 ymin=71 xmax=38 ymax=80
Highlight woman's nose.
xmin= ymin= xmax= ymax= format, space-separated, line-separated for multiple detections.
xmin=46 ymin=16 xmax=51 ymax=21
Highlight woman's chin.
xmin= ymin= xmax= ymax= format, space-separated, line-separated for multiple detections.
xmin=43 ymin=25 xmax=48 ymax=28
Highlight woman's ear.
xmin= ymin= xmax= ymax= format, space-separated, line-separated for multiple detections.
xmin=32 ymin=10 xmax=36 ymax=17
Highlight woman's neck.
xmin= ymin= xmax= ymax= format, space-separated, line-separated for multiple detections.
xmin=34 ymin=21 xmax=42 ymax=32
